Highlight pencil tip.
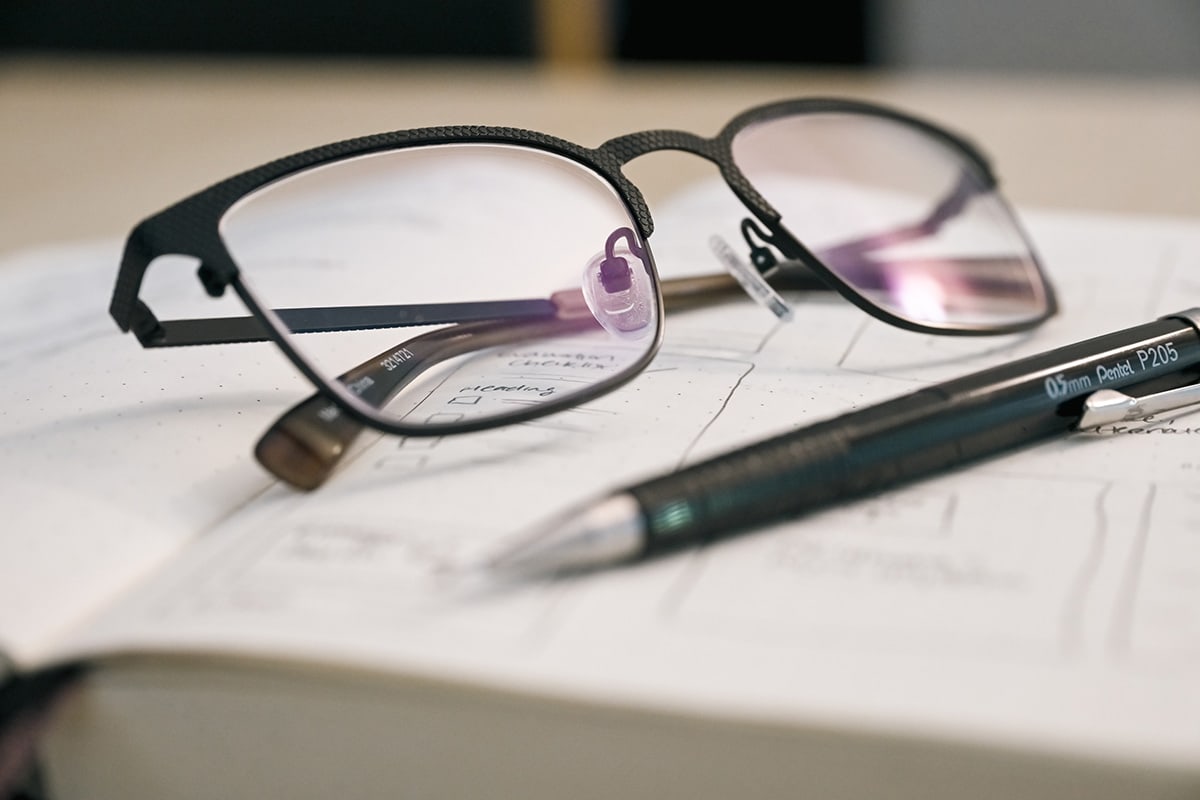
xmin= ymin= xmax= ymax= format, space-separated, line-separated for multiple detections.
xmin=485 ymin=494 xmax=645 ymax=580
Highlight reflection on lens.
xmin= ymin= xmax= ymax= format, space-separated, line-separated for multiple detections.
xmin=219 ymin=144 xmax=661 ymax=430
xmin=730 ymin=111 xmax=1052 ymax=331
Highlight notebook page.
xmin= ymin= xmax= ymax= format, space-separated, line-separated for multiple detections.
xmin=47 ymin=194 xmax=1200 ymax=770
xmin=0 ymin=241 xmax=312 ymax=662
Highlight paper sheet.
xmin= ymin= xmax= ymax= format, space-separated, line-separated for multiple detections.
xmin=3 ymin=191 xmax=1200 ymax=770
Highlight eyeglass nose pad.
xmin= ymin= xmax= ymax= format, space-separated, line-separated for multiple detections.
xmin=581 ymin=227 xmax=654 ymax=340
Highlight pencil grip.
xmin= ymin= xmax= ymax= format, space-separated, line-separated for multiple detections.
xmin=630 ymin=390 xmax=963 ymax=551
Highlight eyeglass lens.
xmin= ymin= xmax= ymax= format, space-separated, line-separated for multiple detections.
xmin=731 ymin=111 xmax=1050 ymax=330
xmin=219 ymin=143 xmax=660 ymax=430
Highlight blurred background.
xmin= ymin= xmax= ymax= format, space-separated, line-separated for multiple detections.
xmin=2 ymin=0 xmax=1198 ymax=76
xmin=2 ymin=0 xmax=1198 ymax=253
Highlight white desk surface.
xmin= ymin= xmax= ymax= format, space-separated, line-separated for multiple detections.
xmin=2 ymin=54 xmax=1199 ymax=257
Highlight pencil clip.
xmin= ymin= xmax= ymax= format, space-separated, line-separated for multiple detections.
xmin=1077 ymin=382 xmax=1200 ymax=428
xmin=708 ymin=235 xmax=794 ymax=321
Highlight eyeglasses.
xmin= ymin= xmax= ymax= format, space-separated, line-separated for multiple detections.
xmin=109 ymin=97 xmax=1056 ymax=490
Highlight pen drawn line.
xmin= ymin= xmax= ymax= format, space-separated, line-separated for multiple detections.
xmin=1058 ymin=482 xmax=1110 ymax=659
xmin=140 ymin=494 xmax=304 ymax=617
xmin=654 ymin=345 xmax=773 ymax=367
xmin=555 ymin=404 xmax=619 ymax=418
xmin=158 ymin=490 xmax=295 ymax=613
xmin=657 ymin=542 xmax=710 ymax=622
xmin=517 ymin=581 xmax=580 ymax=650
xmin=1107 ymin=482 xmax=1157 ymax=661
xmin=835 ymin=317 xmax=872 ymax=369
xmin=754 ymin=320 xmax=788 ymax=355
xmin=656 ymin=353 xmax=765 ymax=368
xmin=672 ymin=361 xmax=756 ymax=471
xmin=938 ymin=492 xmax=958 ymax=537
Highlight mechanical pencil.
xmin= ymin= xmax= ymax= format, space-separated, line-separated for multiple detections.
xmin=488 ymin=309 xmax=1200 ymax=578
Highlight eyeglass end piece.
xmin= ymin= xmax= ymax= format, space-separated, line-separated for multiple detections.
xmin=254 ymin=397 xmax=362 ymax=491
xmin=255 ymin=426 xmax=337 ymax=491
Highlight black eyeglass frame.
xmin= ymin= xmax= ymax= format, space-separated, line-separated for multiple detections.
xmin=109 ymin=96 xmax=1056 ymax=439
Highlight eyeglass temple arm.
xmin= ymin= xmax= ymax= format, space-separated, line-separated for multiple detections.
xmin=256 ymin=309 xmax=602 ymax=489
xmin=256 ymin=270 xmax=826 ymax=490
xmin=808 ymin=169 xmax=978 ymax=271
xmin=760 ymin=170 xmax=1042 ymax=306
xmin=123 ymin=298 xmax=561 ymax=348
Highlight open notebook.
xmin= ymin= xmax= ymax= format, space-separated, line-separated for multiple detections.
xmin=2 ymin=181 xmax=1199 ymax=799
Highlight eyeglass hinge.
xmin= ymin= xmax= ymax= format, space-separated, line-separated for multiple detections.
xmin=130 ymin=300 xmax=166 ymax=346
